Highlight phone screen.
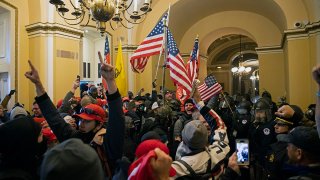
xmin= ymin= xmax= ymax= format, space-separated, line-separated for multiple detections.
xmin=236 ymin=139 xmax=249 ymax=165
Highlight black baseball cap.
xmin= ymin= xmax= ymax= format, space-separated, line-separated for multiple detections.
xmin=278 ymin=126 xmax=320 ymax=153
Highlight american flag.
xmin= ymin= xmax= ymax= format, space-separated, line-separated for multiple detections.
xmin=186 ymin=37 xmax=199 ymax=83
xmin=104 ymin=35 xmax=111 ymax=64
xmin=102 ymin=35 xmax=111 ymax=89
xmin=130 ymin=14 xmax=167 ymax=73
xmin=167 ymin=29 xmax=192 ymax=95
xmin=198 ymin=75 xmax=222 ymax=101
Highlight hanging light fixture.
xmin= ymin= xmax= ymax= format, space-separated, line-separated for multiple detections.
xmin=250 ymin=69 xmax=259 ymax=80
xmin=49 ymin=0 xmax=152 ymax=36
xmin=231 ymin=35 xmax=252 ymax=75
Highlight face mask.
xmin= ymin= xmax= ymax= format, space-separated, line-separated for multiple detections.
xmin=136 ymin=104 xmax=146 ymax=112
xmin=237 ymin=109 xmax=248 ymax=115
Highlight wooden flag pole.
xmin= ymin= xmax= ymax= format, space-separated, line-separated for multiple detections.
xmin=161 ymin=5 xmax=171 ymax=105
xmin=221 ymin=90 xmax=236 ymax=117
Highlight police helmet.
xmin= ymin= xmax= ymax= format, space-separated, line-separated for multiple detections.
xmin=305 ymin=104 xmax=315 ymax=121
xmin=262 ymin=90 xmax=272 ymax=100
xmin=254 ymin=98 xmax=270 ymax=110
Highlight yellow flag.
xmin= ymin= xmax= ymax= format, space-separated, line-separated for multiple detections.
xmin=115 ymin=40 xmax=127 ymax=97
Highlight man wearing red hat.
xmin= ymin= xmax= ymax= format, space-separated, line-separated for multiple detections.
xmin=25 ymin=54 xmax=125 ymax=179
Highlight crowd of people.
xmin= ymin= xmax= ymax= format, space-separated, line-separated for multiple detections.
xmin=0 ymin=57 xmax=320 ymax=180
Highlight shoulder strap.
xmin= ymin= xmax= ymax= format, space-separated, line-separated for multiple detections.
xmin=176 ymin=159 xmax=197 ymax=177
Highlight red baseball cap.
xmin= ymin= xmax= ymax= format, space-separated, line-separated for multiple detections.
xmin=73 ymin=104 xmax=106 ymax=123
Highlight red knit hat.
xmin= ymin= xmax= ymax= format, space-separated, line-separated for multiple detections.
xmin=128 ymin=140 xmax=176 ymax=180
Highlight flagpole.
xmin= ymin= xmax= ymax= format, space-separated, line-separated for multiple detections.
xmin=221 ymin=90 xmax=235 ymax=117
xmin=162 ymin=17 xmax=168 ymax=105
xmin=154 ymin=45 xmax=163 ymax=82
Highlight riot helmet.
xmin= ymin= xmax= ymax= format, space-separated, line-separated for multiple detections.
xmin=253 ymin=98 xmax=272 ymax=124
xmin=236 ymin=100 xmax=252 ymax=115
xmin=305 ymin=104 xmax=315 ymax=122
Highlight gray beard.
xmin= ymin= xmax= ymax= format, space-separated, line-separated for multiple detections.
xmin=253 ymin=117 xmax=266 ymax=126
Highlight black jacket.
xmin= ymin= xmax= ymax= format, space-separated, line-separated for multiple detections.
xmin=35 ymin=90 xmax=125 ymax=175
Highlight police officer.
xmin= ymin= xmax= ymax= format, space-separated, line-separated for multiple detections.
xmin=218 ymin=93 xmax=236 ymax=153
xmin=249 ymin=98 xmax=277 ymax=180
xmin=234 ymin=99 xmax=252 ymax=139
xmin=261 ymin=90 xmax=278 ymax=118
xmin=265 ymin=105 xmax=303 ymax=180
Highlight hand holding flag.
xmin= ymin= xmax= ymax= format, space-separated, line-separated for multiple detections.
xmin=197 ymin=75 xmax=222 ymax=101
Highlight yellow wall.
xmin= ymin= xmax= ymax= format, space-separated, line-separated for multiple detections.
xmin=54 ymin=37 xmax=80 ymax=103
xmin=259 ymin=51 xmax=285 ymax=103
xmin=286 ymin=38 xmax=313 ymax=109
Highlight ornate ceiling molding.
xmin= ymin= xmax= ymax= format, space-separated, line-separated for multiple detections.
xmin=25 ymin=22 xmax=83 ymax=40
xmin=256 ymin=21 xmax=320 ymax=54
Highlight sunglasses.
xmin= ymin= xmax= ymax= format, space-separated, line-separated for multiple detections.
xmin=81 ymin=107 xmax=100 ymax=116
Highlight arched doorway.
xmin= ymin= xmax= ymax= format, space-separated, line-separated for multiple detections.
xmin=207 ymin=34 xmax=258 ymax=97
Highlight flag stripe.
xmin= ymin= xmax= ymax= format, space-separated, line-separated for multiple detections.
xmin=198 ymin=75 xmax=222 ymax=101
xmin=186 ymin=38 xmax=199 ymax=83
xmin=167 ymin=29 xmax=192 ymax=96
xmin=130 ymin=14 xmax=167 ymax=73
xmin=168 ymin=55 xmax=192 ymax=90
xmin=131 ymin=46 xmax=163 ymax=58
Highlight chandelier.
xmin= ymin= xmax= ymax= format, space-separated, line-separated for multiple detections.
xmin=250 ymin=69 xmax=259 ymax=80
xmin=231 ymin=35 xmax=252 ymax=76
xmin=49 ymin=0 xmax=152 ymax=35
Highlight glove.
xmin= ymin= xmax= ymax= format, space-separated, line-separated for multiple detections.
xmin=9 ymin=90 xmax=16 ymax=96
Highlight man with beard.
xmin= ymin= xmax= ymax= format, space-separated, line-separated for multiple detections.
xmin=279 ymin=126 xmax=320 ymax=179
xmin=24 ymin=57 xmax=124 ymax=179
xmin=249 ymin=98 xmax=277 ymax=180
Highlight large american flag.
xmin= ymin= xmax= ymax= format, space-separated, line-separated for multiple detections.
xmin=198 ymin=75 xmax=222 ymax=101
xmin=167 ymin=29 xmax=192 ymax=95
xmin=102 ymin=35 xmax=111 ymax=89
xmin=130 ymin=14 xmax=167 ymax=73
xmin=186 ymin=37 xmax=199 ymax=83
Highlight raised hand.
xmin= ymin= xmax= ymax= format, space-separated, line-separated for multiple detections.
xmin=191 ymin=79 xmax=201 ymax=103
xmin=9 ymin=90 xmax=15 ymax=96
xmin=275 ymin=105 xmax=294 ymax=118
xmin=71 ymin=77 xmax=80 ymax=93
xmin=25 ymin=60 xmax=45 ymax=96
xmin=312 ymin=65 xmax=320 ymax=86
xmin=98 ymin=51 xmax=117 ymax=95
xmin=25 ymin=60 xmax=41 ymax=85
xmin=152 ymin=79 xmax=157 ymax=88
xmin=98 ymin=51 xmax=115 ymax=81
xmin=150 ymin=148 xmax=172 ymax=180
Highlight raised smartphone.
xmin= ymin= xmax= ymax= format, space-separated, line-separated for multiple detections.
xmin=236 ymin=139 xmax=249 ymax=165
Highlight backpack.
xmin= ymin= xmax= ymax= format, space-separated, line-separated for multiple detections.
xmin=174 ymin=158 xmax=225 ymax=180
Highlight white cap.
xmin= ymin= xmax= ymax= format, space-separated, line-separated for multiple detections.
xmin=151 ymin=102 xmax=159 ymax=110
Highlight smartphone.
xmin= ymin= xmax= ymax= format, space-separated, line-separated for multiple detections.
xmin=77 ymin=75 xmax=80 ymax=81
xmin=236 ymin=139 xmax=249 ymax=165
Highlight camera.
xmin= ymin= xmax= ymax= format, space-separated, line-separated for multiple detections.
xmin=294 ymin=21 xmax=303 ymax=28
